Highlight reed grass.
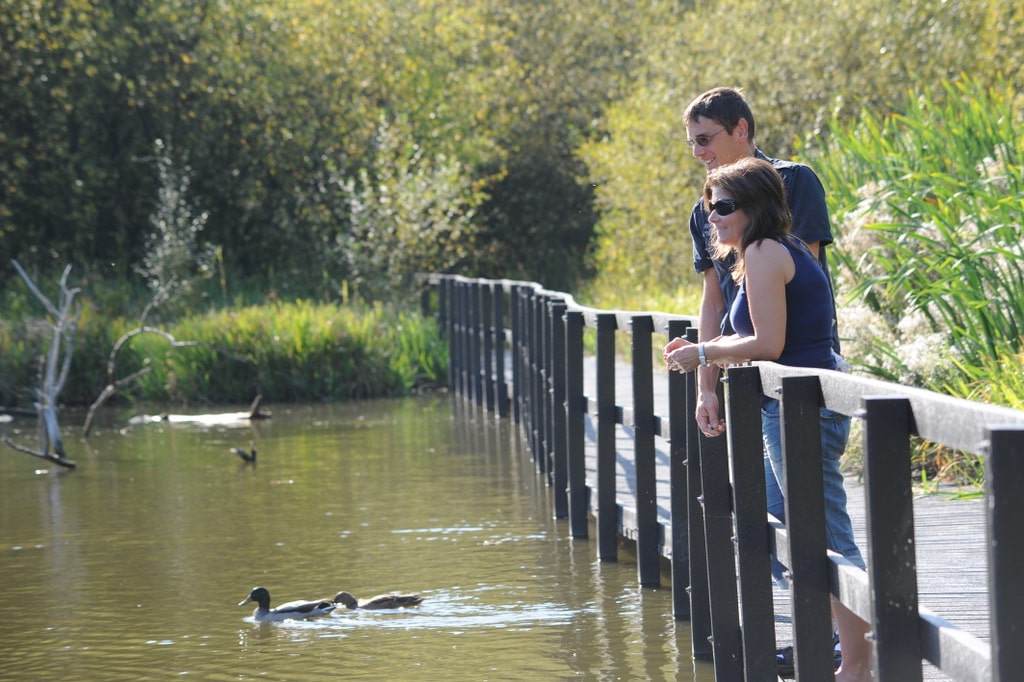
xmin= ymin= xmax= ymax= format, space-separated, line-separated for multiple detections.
xmin=807 ymin=76 xmax=1023 ymax=487
xmin=811 ymin=76 xmax=1023 ymax=389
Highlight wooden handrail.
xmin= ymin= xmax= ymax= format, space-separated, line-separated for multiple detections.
xmin=420 ymin=273 xmax=1024 ymax=682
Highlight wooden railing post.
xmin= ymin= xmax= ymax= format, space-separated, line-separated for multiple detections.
xmin=863 ymin=396 xmax=921 ymax=681
xmin=685 ymin=326 xmax=713 ymax=660
xmin=631 ymin=314 xmax=660 ymax=587
xmin=781 ymin=375 xmax=834 ymax=680
xmin=986 ymin=425 xmax=1024 ymax=682
xmin=528 ymin=290 xmax=544 ymax=469
xmin=596 ymin=312 xmax=618 ymax=561
xmin=420 ymin=280 xmax=432 ymax=319
xmin=493 ymin=285 xmax=509 ymax=418
xmin=700 ymin=375 xmax=743 ymax=679
xmin=726 ymin=365 xmax=777 ymax=682
xmin=440 ymin=278 xmax=456 ymax=391
xmin=481 ymin=282 xmax=496 ymax=413
xmin=538 ymin=292 xmax=552 ymax=480
xmin=456 ymin=280 xmax=469 ymax=397
xmin=565 ymin=309 xmax=588 ymax=538
xmin=550 ymin=299 xmax=568 ymax=518
xmin=509 ymin=285 xmax=524 ymax=424
xmin=667 ymin=318 xmax=691 ymax=620
xmin=469 ymin=281 xmax=483 ymax=406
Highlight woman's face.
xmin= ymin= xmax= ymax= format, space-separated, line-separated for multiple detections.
xmin=708 ymin=188 xmax=748 ymax=249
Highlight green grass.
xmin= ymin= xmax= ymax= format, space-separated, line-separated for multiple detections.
xmin=0 ymin=300 xmax=447 ymax=407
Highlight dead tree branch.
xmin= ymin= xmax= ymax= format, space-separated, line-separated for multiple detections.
xmin=81 ymin=326 xmax=205 ymax=437
xmin=6 ymin=261 xmax=81 ymax=467
xmin=84 ymin=324 xmax=262 ymax=436
xmin=0 ymin=433 xmax=76 ymax=468
xmin=82 ymin=366 xmax=153 ymax=437
xmin=106 ymin=326 xmax=201 ymax=377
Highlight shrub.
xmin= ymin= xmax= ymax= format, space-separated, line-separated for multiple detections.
xmin=123 ymin=301 xmax=447 ymax=405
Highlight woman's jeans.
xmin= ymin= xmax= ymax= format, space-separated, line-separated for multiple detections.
xmin=761 ymin=397 xmax=865 ymax=570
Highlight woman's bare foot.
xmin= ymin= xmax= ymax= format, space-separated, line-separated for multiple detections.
xmin=833 ymin=598 xmax=872 ymax=681
xmin=835 ymin=666 xmax=872 ymax=682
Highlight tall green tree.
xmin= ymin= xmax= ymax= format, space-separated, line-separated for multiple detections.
xmin=469 ymin=1 xmax=648 ymax=291
xmin=578 ymin=0 xmax=1023 ymax=308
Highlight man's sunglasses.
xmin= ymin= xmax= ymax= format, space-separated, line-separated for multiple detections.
xmin=708 ymin=199 xmax=739 ymax=216
xmin=686 ymin=127 xmax=726 ymax=148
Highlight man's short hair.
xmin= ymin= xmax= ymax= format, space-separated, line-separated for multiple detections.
xmin=684 ymin=87 xmax=756 ymax=140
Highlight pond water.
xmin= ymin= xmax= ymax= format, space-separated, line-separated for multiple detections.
xmin=0 ymin=395 xmax=714 ymax=681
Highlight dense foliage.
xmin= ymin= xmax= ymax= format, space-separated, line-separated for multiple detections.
xmin=810 ymin=77 xmax=1024 ymax=398
xmin=577 ymin=0 xmax=1023 ymax=308
xmin=2 ymin=0 xmax=1023 ymax=420
xmin=1 ymin=0 xmax=642 ymax=299
xmin=5 ymin=1 xmax=1020 ymax=306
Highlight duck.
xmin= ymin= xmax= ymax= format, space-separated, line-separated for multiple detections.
xmin=331 ymin=590 xmax=424 ymax=610
xmin=238 ymin=586 xmax=335 ymax=621
xmin=231 ymin=441 xmax=257 ymax=463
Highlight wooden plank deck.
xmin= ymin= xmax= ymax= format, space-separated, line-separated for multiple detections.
xmin=579 ymin=357 xmax=989 ymax=680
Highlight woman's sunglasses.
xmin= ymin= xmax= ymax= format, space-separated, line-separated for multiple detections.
xmin=708 ymin=199 xmax=739 ymax=216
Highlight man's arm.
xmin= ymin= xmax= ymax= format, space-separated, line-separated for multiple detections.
xmin=696 ymin=269 xmax=726 ymax=436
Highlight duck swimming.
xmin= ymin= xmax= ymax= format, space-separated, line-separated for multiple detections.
xmin=239 ymin=586 xmax=335 ymax=621
xmin=332 ymin=591 xmax=424 ymax=610
xmin=230 ymin=441 xmax=256 ymax=463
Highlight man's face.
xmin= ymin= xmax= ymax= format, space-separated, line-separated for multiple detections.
xmin=686 ymin=115 xmax=750 ymax=173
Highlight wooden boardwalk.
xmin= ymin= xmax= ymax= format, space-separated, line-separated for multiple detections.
xmin=579 ymin=357 xmax=988 ymax=681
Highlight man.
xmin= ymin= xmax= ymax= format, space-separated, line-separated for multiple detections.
xmin=685 ymin=87 xmax=838 ymax=444
xmin=679 ymin=87 xmax=871 ymax=681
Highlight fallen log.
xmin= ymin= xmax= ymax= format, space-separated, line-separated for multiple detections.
xmin=127 ymin=395 xmax=271 ymax=427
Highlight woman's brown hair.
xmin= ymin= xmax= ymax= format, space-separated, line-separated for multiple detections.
xmin=704 ymin=157 xmax=792 ymax=282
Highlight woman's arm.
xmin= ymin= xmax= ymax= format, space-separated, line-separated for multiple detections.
xmin=665 ymin=240 xmax=793 ymax=371
xmin=707 ymin=240 xmax=790 ymax=364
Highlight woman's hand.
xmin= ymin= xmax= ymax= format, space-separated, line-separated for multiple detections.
xmin=663 ymin=337 xmax=726 ymax=437
xmin=662 ymin=337 xmax=696 ymax=373
xmin=696 ymin=390 xmax=726 ymax=438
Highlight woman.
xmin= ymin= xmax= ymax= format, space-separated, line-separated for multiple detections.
xmin=663 ymin=157 xmax=870 ymax=682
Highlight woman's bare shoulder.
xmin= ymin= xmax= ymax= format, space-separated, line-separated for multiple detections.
xmin=745 ymin=239 xmax=794 ymax=279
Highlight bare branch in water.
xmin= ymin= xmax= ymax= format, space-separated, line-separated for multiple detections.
xmin=0 ymin=433 xmax=76 ymax=469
